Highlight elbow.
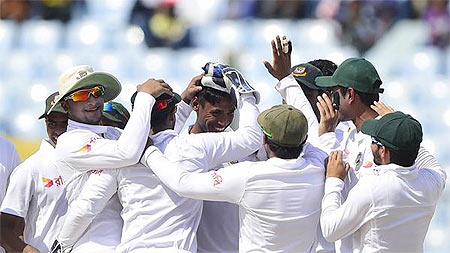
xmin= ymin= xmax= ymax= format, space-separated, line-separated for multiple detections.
xmin=320 ymin=217 xmax=341 ymax=242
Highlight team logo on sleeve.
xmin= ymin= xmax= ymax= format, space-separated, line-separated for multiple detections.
xmin=42 ymin=176 xmax=64 ymax=188
xmin=211 ymin=171 xmax=223 ymax=186
xmin=78 ymin=137 xmax=98 ymax=153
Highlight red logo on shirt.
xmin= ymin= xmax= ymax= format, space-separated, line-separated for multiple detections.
xmin=79 ymin=137 xmax=99 ymax=153
xmin=42 ymin=176 xmax=64 ymax=188
xmin=212 ymin=172 xmax=222 ymax=186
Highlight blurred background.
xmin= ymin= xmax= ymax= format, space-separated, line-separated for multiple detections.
xmin=0 ymin=0 xmax=449 ymax=251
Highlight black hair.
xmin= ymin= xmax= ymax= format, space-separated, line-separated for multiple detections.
xmin=308 ymin=59 xmax=338 ymax=76
xmin=197 ymin=86 xmax=235 ymax=107
xmin=130 ymin=91 xmax=176 ymax=130
xmin=389 ymin=148 xmax=419 ymax=167
xmin=266 ymin=137 xmax=303 ymax=159
xmin=341 ymin=87 xmax=379 ymax=107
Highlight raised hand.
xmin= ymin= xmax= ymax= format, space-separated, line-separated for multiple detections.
xmin=326 ymin=151 xmax=350 ymax=181
xmin=317 ymin=93 xmax=340 ymax=135
xmin=138 ymin=79 xmax=173 ymax=98
xmin=181 ymin=74 xmax=203 ymax=104
xmin=371 ymin=101 xmax=394 ymax=117
xmin=263 ymin=35 xmax=292 ymax=81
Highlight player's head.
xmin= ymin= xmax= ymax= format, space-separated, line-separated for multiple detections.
xmin=191 ymin=62 xmax=237 ymax=133
xmin=39 ymin=92 xmax=68 ymax=145
xmin=257 ymin=105 xmax=308 ymax=159
xmin=315 ymin=58 xmax=383 ymax=122
xmin=131 ymin=91 xmax=181 ymax=134
xmin=362 ymin=111 xmax=422 ymax=167
xmin=102 ymin=101 xmax=130 ymax=129
xmin=291 ymin=63 xmax=324 ymax=121
xmin=51 ymin=65 xmax=122 ymax=125
xmin=308 ymin=59 xmax=338 ymax=76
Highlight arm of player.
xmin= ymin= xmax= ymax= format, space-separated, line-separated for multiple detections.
xmin=320 ymin=177 xmax=373 ymax=242
xmin=56 ymin=93 xmax=155 ymax=171
xmin=198 ymin=95 xmax=263 ymax=168
xmin=57 ymin=169 xmax=118 ymax=248
xmin=415 ymin=146 xmax=446 ymax=192
xmin=174 ymin=100 xmax=192 ymax=133
xmin=142 ymin=146 xmax=248 ymax=203
xmin=275 ymin=75 xmax=320 ymax=144
xmin=0 ymin=162 xmax=33 ymax=252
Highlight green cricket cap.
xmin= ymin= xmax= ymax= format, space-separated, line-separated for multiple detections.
xmin=257 ymin=105 xmax=308 ymax=148
xmin=315 ymin=58 xmax=384 ymax=94
xmin=103 ymin=101 xmax=131 ymax=123
xmin=38 ymin=92 xmax=66 ymax=119
xmin=361 ymin=111 xmax=423 ymax=151
xmin=291 ymin=63 xmax=323 ymax=90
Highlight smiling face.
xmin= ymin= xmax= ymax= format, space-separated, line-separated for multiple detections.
xmin=62 ymin=87 xmax=105 ymax=125
xmin=197 ymin=99 xmax=235 ymax=132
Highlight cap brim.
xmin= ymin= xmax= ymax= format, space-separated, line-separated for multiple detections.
xmin=315 ymin=76 xmax=338 ymax=88
xmin=49 ymin=72 xmax=122 ymax=114
xmin=361 ymin=119 xmax=379 ymax=137
xmin=294 ymin=77 xmax=321 ymax=90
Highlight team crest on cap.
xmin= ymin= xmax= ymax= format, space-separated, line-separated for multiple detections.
xmin=76 ymin=70 xmax=88 ymax=80
xmin=292 ymin=66 xmax=307 ymax=77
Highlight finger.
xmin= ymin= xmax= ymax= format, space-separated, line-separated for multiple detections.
xmin=161 ymin=87 xmax=173 ymax=96
xmin=317 ymin=96 xmax=331 ymax=117
xmin=275 ymin=35 xmax=283 ymax=55
xmin=344 ymin=162 xmax=350 ymax=172
xmin=287 ymin=40 xmax=292 ymax=54
xmin=271 ymin=39 xmax=278 ymax=57
xmin=316 ymin=101 xmax=326 ymax=119
xmin=330 ymin=151 xmax=338 ymax=161
xmin=263 ymin=61 xmax=275 ymax=75
xmin=322 ymin=93 xmax=335 ymax=113
xmin=336 ymin=151 xmax=343 ymax=161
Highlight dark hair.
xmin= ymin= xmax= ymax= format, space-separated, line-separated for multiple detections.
xmin=130 ymin=91 xmax=176 ymax=130
xmin=308 ymin=59 xmax=338 ymax=76
xmin=266 ymin=137 xmax=303 ymax=159
xmin=341 ymin=87 xmax=379 ymax=107
xmin=197 ymin=86 xmax=235 ymax=107
xmin=389 ymin=148 xmax=419 ymax=167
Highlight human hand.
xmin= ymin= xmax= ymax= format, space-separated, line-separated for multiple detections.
xmin=23 ymin=245 xmax=40 ymax=253
xmin=263 ymin=35 xmax=292 ymax=81
xmin=371 ymin=101 xmax=394 ymax=117
xmin=326 ymin=151 xmax=350 ymax=181
xmin=317 ymin=93 xmax=339 ymax=135
xmin=138 ymin=79 xmax=173 ymax=98
xmin=181 ymin=74 xmax=203 ymax=104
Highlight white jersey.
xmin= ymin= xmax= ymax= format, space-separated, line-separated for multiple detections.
xmin=54 ymin=92 xmax=154 ymax=252
xmin=56 ymin=100 xmax=200 ymax=253
xmin=321 ymin=147 xmax=446 ymax=252
xmin=143 ymin=142 xmax=328 ymax=253
xmin=0 ymin=139 xmax=63 ymax=252
xmin=0 ymin=136 xmax=21 ymax=204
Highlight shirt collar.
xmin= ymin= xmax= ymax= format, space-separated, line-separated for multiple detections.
xmin=151 ymin=129 xmax=178 ymax=146
xmin=41 ymin=138 xmax=56 ymax=151
xmin=67 ymin=119 xmax=109 ymax=135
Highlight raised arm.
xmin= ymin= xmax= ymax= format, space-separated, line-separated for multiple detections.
xmin=56 ymin=80 xmax=173 ymax=171
xmin=142 ymin=146 xmax=248 ymax=203
xmin=174 ymin=74 xmax=203 ymax=133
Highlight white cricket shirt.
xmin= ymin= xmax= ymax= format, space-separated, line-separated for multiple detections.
xmin=143 ymin=142 xmax=328 ymax=253
xmin=321 ymin=147 xmax=446 ymax=252
xmin=0 ymin=139 xmax=63 ymax=252
xmin=0 ymin=136 xmax=21 ymax=204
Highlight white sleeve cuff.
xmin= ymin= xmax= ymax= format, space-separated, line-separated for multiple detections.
xmin=325 ymin=177 xmax=345 ymax=194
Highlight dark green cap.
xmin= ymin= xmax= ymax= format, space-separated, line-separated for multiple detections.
xmin=103 ymin=101 xmax=131 ymax=123
xmin=257 ymin=105 xmax=308 ymax=148
xmin=291 ymin=63 xmax=323 ymax=90
xmin=38 ymin=92 xmax=66 ymax=119
xmin=315 ymin=58 xmax=383 ymax=94
xmin=362 ymin=111 xmax=423 ymax=151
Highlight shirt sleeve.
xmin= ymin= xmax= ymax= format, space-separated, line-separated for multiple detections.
xmin=174 ymin=100 xmax=192 ymax=134
xmin=195 ymin=95 xmax=263 ymax=169
xmin=142 ymin=146 xmax=248 ymax=203
xmin=320 ymin=177 xmax=373 ymax=242
xmin=0 ymin=160 xmax=34 ymax=217
xmin=318 ymin=132 xmax=341 ymax=154
xmin=415 ymin=146 xmax=446 ymax=192
xmin=56 ymin=93 xmax=155 ymax=172
xmin=58 ymin=169 xmax=118 ymax=247
xmin=275 ymin=75 xmax=320 ymax=144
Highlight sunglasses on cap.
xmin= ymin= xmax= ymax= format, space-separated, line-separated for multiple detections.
xmin=155 ymin=96 xmax=176 ymax=112
xmin=64 ymin=86 xmax=105 ymax=102
xmin=371 ymin=137 xmax=384 ymax=147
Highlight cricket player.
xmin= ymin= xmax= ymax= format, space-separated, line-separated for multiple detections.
xmin=52 ymin=65 xmax=262 ymax=252
xmin=0 ymin=92 xmax=67 ymax=253
xmin=52 ymin=75 xmax=203 ymax=253
xmin=142 ymin=104 xmax=328 ymax=252
xmin=47 ymin=65 xmax=171 ymax=253
xmin=0 ymin=136 xmax=21 ymax=204
xmin=321 ymin=111 xmax=446 ymax=252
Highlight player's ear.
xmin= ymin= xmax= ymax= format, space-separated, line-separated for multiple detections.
xmin=191 ymin=96 xmax=200 ymax=112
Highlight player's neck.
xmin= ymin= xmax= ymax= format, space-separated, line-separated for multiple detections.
xmin=353 ymin=107 xmax=378 ymax=131
xmin=190 ymin=123 xmax=204 ymax=134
